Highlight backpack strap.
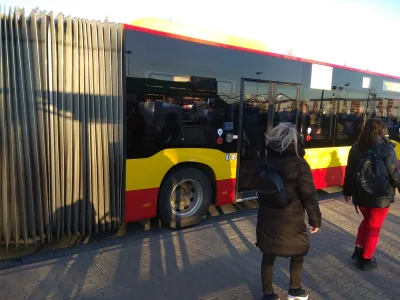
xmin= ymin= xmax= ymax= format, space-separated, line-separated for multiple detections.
xmin=354 ymin=202 xmax=359 ymax=214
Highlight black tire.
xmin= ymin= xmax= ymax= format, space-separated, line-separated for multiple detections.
xmin=158 ymin=167 xmax=212 ymax=228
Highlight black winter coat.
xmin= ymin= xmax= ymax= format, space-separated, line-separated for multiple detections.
xmin=343 ymin=135 xmax=400 ymax=208
xmin=256 ymin=141 xmax=322 ymax=257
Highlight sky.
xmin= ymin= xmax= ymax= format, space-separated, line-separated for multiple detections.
xmin=5 ymin=0 xmax=400 ymax=77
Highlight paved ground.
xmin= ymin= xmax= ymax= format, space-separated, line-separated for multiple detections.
xmin=0 ymin=198 xmax=399 ymax=300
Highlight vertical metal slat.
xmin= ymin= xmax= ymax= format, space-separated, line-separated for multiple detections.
xmin=64 ymin=16 xmax=73 ymax=237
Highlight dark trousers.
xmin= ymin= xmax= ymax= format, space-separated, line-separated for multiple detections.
xmin=261 ymin=254 xmax=304 ymax=294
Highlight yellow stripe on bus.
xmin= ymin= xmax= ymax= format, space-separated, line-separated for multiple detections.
xmin=394 ymin=141 xmax=400 ymax=157
xmin=304 ymin=141 xmax=400 ymax=170
xmin=304 ymin=146 xmax=351 ymax=170
xmin=126 ymin=142 xmax=400 ymax=192
xmin=126 ymin=148 xmax=237 ymax=191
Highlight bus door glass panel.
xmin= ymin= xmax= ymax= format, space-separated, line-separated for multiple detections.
xmin=300 ymin=87 xmax=335 ymax=148
xmin=273 ymin=84 xmax=299 ymax=128
xmin=238 ymin=81 xmax=269 ymax=193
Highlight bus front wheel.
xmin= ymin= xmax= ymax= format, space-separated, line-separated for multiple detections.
xmin=158 ymin=167 xmax=212 ymax=228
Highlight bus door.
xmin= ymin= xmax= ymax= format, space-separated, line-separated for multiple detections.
xmin=235 ymin=78 xmax=300 ymax=202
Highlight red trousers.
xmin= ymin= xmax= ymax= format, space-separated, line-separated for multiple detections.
xmin=356 ymin=206 xmax=390 ymax=259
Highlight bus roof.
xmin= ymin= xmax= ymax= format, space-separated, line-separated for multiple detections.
xmin=124 ymin=18 xmax=400 ymax=81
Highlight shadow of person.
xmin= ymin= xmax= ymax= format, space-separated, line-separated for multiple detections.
xmin=324 ymin=150 xmax=344 ymax=187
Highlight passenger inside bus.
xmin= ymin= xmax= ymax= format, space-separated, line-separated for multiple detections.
xmin=156 ymin=112 xmax=180 ymax=148
xmin=184 ymin=101 xmax=219 ymax=144
xmin=126 ymin=101 xmax=146 ymax=158
xmin=184 ymin=101 xmax=208 ymax=122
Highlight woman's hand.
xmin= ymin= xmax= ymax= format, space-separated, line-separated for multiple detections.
xmin=310 ymin=227 xmax=319 ymax=233
xmin=344 ymin=196 xmax=352 ymax=203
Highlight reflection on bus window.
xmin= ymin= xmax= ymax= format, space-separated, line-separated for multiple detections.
xmin=242 ymin=88 xmax=269 ymax=157
xmin=334 ymin=99 xmax=364 ymax=146
xmin=299 ymin=89 xmax=335 ymax=148
xmin=125 ymin=77 xmax=238 ymax=159
xmin=373 ymin=96 xmax=400 ymax=142
xmin=274 ymin=86 xmax=298 ymax=128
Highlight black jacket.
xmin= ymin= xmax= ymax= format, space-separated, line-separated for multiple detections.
xmin=343 ymin=135 xmax=400 ymax=208
xmin=256 ymin=141 xmax=322 ymax=257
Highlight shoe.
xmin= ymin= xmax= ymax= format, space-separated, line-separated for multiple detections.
xmin=287 ymin=288 xmax=308 ymax=300
xmin=262 ymin=293 xmax=280 ymax=300
xmin=351 ymin=246 xmax=364 ymax=261
xmin=360 ymin=257 xmax=378 ymax=271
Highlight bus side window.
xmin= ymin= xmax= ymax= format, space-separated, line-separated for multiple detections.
xmin=298 ymin=88 xmax=335 ymax=148
xmin=125 ymin=76 xmax=238 ymax=159
xmin=333 ymin=99 xmax=364 ymax=147
xmin=374 ymin=96 xmax=400 ymax=142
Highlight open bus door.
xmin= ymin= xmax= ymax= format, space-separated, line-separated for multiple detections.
xmin=235 ymin=78 xmax=301 ymax=202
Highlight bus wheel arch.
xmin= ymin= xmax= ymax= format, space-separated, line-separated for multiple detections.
xmin=157 ymin=163 xmax=216 ymax=228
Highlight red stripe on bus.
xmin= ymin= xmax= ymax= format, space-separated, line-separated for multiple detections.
xmin=124 ymin=24 xmax=400 ymax=81
xmin=311 ymin=166 xmax=346 ymax=190
xmin=125 ymin=188 xmax=158 ymax=222
xmin=215 ymin=178 xmax=236 ymax=206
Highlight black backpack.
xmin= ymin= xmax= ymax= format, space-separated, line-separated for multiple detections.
xmin=356 ymin=143 xmax=391 ymax=198
xmin=255 ymin=158 xmax=299 ymax=209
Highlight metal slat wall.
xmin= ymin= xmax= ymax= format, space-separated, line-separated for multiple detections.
xmin=0 ymin=8 xmax=125 ymax=249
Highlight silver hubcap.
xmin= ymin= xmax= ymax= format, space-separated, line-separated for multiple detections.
xmin=170 ymin=179 xmax=203 ymax=217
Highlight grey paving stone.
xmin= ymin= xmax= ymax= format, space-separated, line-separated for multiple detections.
xmin=97 ymin=262 xmax=115 ymax=272
xmin=227 ymin=286 xmax=255 ymax=300
xmin=42 ymin=284 xmax=64 ymax=298
xmin=22 ymin=275 xmax=40 ymax=288
xmin=91 ymin=277 xmax=112 ymax=289
xmin=7 ymin=285 xmax=27 ymax=297
xmin=25 ymin=284 xmax=45 ymax=297
xmin=58 ymin=276 xmax=77 ymax=287
xmin=79 ymin=285 xmax=104 ymax=299
xmin=36 ymin=269 xmax=57 ymax=280
xmin=28 ymin=294 xmax=47 ymax=300
xmin=7 ymin=294 xmax=26 ymax=300
xmin=87 ymin=269 xmax=105 ymax=280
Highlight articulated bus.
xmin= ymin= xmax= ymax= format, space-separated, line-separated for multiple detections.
xmin=124 ymin=20 xmax=400 ymax=228
xmin=6 ymin=11 xmax=400 ymax=248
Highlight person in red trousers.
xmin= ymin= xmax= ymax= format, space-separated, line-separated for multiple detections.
xmin=343 ymin=118 xmax=400 ymax=271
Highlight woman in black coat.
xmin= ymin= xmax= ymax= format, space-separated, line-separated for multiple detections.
xmin=256 ymin=124 xmax=322 ymax=300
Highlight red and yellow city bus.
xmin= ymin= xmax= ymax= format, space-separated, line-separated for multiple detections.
xmin=123 ymin=19 xmax=400 ymax=228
